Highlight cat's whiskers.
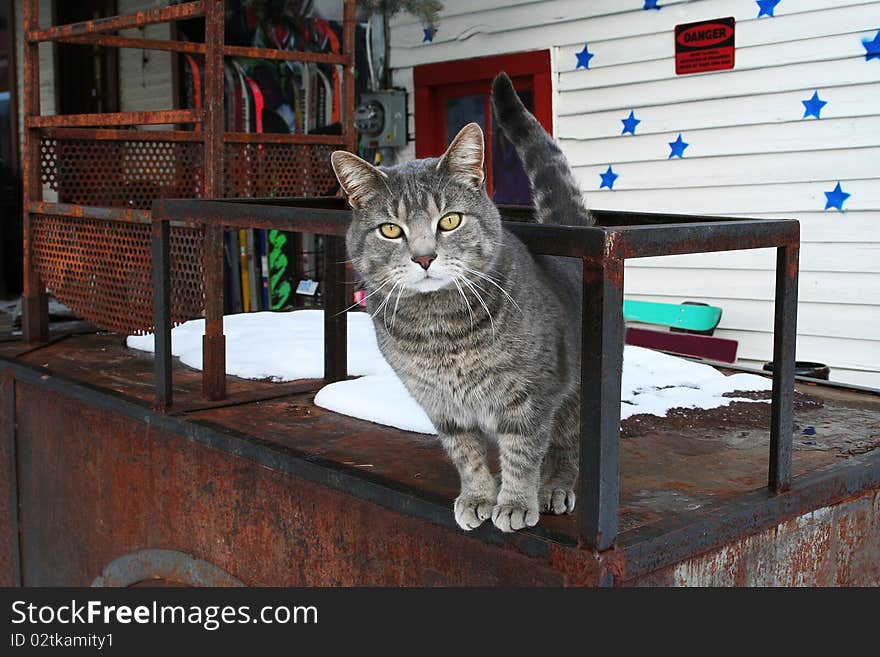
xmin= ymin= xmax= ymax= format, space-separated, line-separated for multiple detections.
xmin=390 ymin=280 xmax=407 ymax=329
xmin=460 ymin=266 xmax=522 ymax=312
xmin=334 ymin=275 xmax=394 ymax=317
xmin=451 ymin=275 xmax=475 ymax=328
xmin=458 ymin=274 xmax=495 ymax=335
xmin=373 ymin=279 xmax=401 ymax=328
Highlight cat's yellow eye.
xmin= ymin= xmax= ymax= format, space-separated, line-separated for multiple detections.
xmin=438 ymin=212 xmax=462 ymax=232
xmin=379 ymin=223 xmax=403 ymax=239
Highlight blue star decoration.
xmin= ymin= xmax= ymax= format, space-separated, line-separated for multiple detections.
xmin=599 ymin=166 xmax=618 ymax=190
xmin=621 ymin=110 xmax=641 ymax=135
xmin=863 ymin=30 xmax=880 ymax=61
xmin=643 ymin=0 xmax=661 ymax=9
xmin=576 ymin=44 xmax=594 ymax=70
xmin=756 ymin=0 xmax=780 ymax=17
xmin=802 ymin=91 xmax=827 ymax=119
xmin=668 ymin=134 xmax=689 ymax=158
xmin=422 ymin=28 xmax=435 ymax=43
xmin=824 ymin=182 xmax=850 ymax=212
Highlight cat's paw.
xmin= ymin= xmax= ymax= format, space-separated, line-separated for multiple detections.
xmin=453 ymin=495 xmax=496 ymax=531
xmin=491 ymin=502 xmax=540 ymax=533
xmin=540 ymin=487 xmax=576 ymax=515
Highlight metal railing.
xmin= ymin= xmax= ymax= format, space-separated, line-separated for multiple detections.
xmin=151 ymin=196 xmax=800 ymax=551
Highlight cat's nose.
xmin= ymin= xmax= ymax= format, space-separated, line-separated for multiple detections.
xmin=411 ymin=254 xmax=437 ymax=270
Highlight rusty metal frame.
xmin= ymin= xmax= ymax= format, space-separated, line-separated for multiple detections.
xmin=26 ymin=2 xmax=206 ymax=42
xmin=1 ymin=370 xmax=21 ymax=586
xmin=26 ymin=109 xmax=204 ymax=128
xmin=21 ymin=0 xmax=357 ymax=343
xmin=150 ymin=196 xmax=800 ymax=553
xmin=6 ymin=347 xmax=876 ymax=585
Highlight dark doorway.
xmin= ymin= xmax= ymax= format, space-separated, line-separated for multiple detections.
xmin=414 ymin=50 xmax=552 ymax=205
xmin=54 ymin=0 xmax=119 ymax=115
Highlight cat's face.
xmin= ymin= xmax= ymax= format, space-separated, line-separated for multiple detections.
xmin=331 ymin=124 xmax=502 ymax=296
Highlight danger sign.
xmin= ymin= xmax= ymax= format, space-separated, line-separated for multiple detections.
xmin=675 ymin=17 xmax=735 ymax=75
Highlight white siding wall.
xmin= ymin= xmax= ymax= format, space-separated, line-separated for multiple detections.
xmin=14 ymin=0 xmax=176 ymax=143
xmin=389 ymin=0 xmax=880 ymax=388
xmin=117 ymin=0 xmax=175 ymax=113
xmin=14 ymin=0 xmax=56 ymax=135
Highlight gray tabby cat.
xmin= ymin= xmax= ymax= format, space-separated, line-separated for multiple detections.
xmin=331 ymin=73 xmax=593 ymax=532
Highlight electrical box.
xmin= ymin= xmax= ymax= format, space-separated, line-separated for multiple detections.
xmin=355 ymin=90 xmax=407 ymax=149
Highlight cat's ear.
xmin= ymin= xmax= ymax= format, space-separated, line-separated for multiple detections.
xmin=437 ymin=122 xmax=485 ymax=189
xmin=331 ymin=151 xmax=388 ymax=209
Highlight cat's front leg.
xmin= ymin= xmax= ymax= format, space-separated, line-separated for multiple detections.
xmin=440 ymin=430 xmax=498 ymax=531
xmin=493 ymin=433 xmax=543 ymax=532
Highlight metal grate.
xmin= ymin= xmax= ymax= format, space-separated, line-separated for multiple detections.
xmin=31 ymin=214 xmax=205 ymax=335
xmin=223 ymin=142 xmax=339 ymax=198
xmin=40 ymin=137 xmax=204 ymax=210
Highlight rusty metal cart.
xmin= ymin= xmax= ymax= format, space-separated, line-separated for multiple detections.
xmin=2 ymin=0 xmax=879 ymax=587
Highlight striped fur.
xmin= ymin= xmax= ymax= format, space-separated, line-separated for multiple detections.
xmin=332 ymin=73 xmax=585 ymax=533
xmin=491 ymin=73 xmax=593 ymax=227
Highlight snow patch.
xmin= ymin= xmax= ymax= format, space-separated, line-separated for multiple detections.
xmin=127 ymin=310 xmax=771 ymax=434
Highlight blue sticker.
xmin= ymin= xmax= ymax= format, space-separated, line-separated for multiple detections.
xmin=576 ymin=44 xmax=594 ymax=70
xmin=621 ymin=110 xmax=641 ymax=135
xmin=756 ymin=0 xmax=780 ymax=17
xmin=863 ymin=30 xmax=880 ymax=61
xmin=643 ymin=0 xmax=662 ymax=9
xmin=801 ymin=91 xmax=827 ymax=119
xmin=668 ymin=134 xmax=689 ymax=158
xmin=422 ymin=28 xmax=435 ymax=43
xmin=824 ymin=182 xmax=851 ymax=212
xmin=599 ymin=166 xmax=618 ymax=190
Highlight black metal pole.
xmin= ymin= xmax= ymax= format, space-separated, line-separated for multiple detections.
xmin=579 ymin=255 xmax=625 ymax=551
xmin=769 ymin=243 xmax=799 ymax=492
xmin=322 ymin=234 xmax=348 ymax=383
xmin=152 ymin=218 xmax=173 ymax=410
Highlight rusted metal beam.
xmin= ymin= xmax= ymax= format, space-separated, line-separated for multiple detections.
xmin=611 ymin=219 xmax=800 ymax=259
xmin=27 ymin=1 xmax=205 ymax=42
xmin=223 ymin=45 xmax=346 ymax=65
xmin=343 ymin=0 xmax=356 ymax=150
xmin=590 ymin=208 xmax=765 ymax=226
xmin=169 ymin=381 xmax=322 ymax=416
xmin=51 ymin=34 xmax=207 ymax=55
xmin=505 ymin=222 xmax=607 ymax=258
xmin=152 ymin=218 xmax=172 ymax=411
xmin=27 ymin=109 xmax=203 ymax=128
xmin=769 ymin=244 xmax=799 ymax=492
xmin=202 ymin=0 xmax=226 ymax=402
xmin=41 ymin=127 xmax=203 ymax=142
xmin=202 ymin=225 xmax=226 ymax=402
xmin=30 ymin=201 xmax=152 ymax=224
xmin=21 ymin=0 xmax=47 ymax=344
xmin=0 ymin=370 xmax=20 ymax=586
xmin=223 ymin=132 xmax=346 ymax=145
xmin=579 ymin=255 xmax=626 ymax=552
xmin=29 ymin=202 xmax=204 ymax=230
xmin=153 ymin=199 xmax=352 ymax=235
xmin=323 ymin=236 xmax=348 ymax=383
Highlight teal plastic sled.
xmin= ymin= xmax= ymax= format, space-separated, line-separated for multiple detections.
xmin=623 ymin=300 xmax=722 ymax=333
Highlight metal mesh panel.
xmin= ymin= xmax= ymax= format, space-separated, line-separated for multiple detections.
xmin=40 ymin=137 xmax=204 ymax=210
xmin=31 ymin=214 xmax=205 ymax=335
xmin=223 ymin=142 xmax=338 ymax=198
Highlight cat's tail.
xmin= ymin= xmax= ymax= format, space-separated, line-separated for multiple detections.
xmin=491 ymin=72 xmax=593 ymax=226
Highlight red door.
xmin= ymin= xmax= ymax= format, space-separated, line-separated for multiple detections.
xmin=414 ymin=50 xmax=552 ymax=204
